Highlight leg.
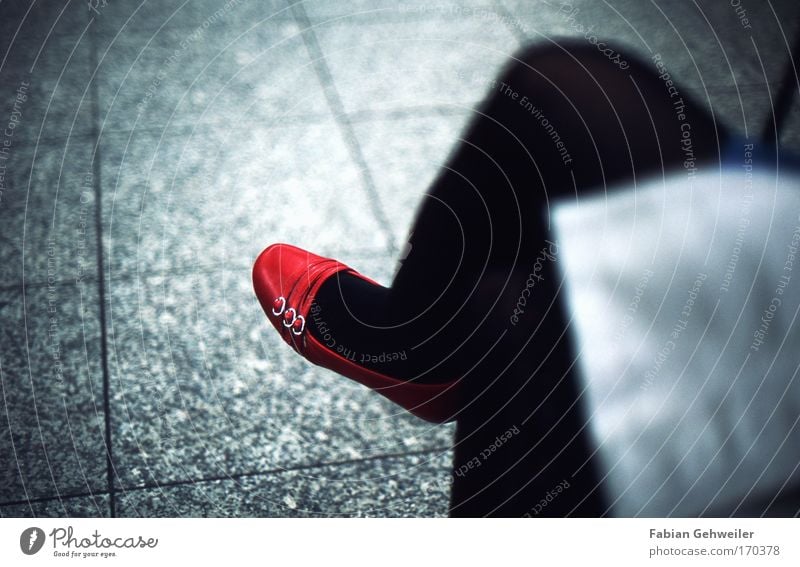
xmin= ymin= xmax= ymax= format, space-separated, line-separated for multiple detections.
xmin=414 ymin=41 xmax=729 ymax=515
xmin=256 ymin=38 xmax=731 ymax=508
xmin=315 ymin=40 xmax=728 ymax=387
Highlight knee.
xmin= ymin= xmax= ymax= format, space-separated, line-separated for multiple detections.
xmin=507 ymin=38 xmax=637 ymax=79
xmin=494 ymin=40 xmax=604 ymax=102
xmin=496 ymin=39 xmax=648 ymax=107
xmin=512 ymin=39 xmax=592 ymax=70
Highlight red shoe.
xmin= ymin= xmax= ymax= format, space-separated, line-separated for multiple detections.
xmin=252 ymin=243 xmax=460 ymax=423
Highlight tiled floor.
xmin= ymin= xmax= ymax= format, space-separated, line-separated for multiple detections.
xmin=1 ymin=0 xmax=798 ymax=517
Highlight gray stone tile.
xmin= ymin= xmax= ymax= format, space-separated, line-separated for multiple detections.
xmin=0 ymin=282 xmax=107 ymax=505
xmin=0 ymin=0 xmax=89 ymax=71
xmin=500 ymin=0 xmax=798 ymax=90
xmin=302 ymin=0 xmax=494 ymax=21
xmin=716 ymin=0 xmax=800 ymax=85
xmin=93 ymin=13 xmax=327 ymax=132
xmin=91 ymin=0 xmax=291 ymax=39
xmin=0 ymin=494 xmax=109 ymax=518
xmin=314 ymin=13 xmax=521 ymax=114
xmin=682 ymin=0 xmax=798 ymax=88
xmin=107 ymin=260 xmax=455 ymax=489
xmin=689 ymin=83 xmax=778 ymax=141
xmin=98 ymin=121 xmax=389 ymax=277
xmin=780 ymin=98 xmax=800 ymax=152
xmin=0 ymin=137 xmax=97 ymax=286
xmin=0 ymin=8 xmax=93 ymax=142
xmin=116 ymin=451 xmax=452 ymax=517
xmin=352 ymin=110 xmax=471 ymax=245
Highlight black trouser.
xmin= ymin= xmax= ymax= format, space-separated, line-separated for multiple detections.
xmin=389 ymin=41 xmax=729 ymax=515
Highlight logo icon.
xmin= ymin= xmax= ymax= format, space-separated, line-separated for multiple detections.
xmin=20 ymin=527 xmax=45 ymax=555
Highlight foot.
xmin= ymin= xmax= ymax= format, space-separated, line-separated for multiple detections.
xmin=252 ymin=243 xmax=460 ymax=422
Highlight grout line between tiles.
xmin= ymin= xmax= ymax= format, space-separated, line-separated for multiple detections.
xmin=113 ymin=446 xmax=452 ymax=496
xmin=288 ymin=1 xmax=398 ymax=255
xmin=87 ymin=11 xmax=116 ymax=519
xmin=0 ymin=445 xmax=452 ymax=510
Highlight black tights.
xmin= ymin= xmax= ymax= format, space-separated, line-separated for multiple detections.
xmin=312 ymin=40 xmax=728 ymax=390
xmin=314 ymin=42 xmax=730 ymax=514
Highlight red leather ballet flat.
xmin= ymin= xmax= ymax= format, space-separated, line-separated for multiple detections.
xmin=252 ymin=243 xmax=460 ymax=423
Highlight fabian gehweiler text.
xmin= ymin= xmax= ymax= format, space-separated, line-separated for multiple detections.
xmin=650 ymin=528 xmax=754 ymax=539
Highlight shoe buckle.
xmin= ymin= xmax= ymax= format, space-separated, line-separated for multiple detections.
xmin=272 ymin=296 xmax=286 ymax=316
xmin=291 ymin=315 xmax=305 ymax=336
xmin=282 ymin=307 xmax=297 ymax=328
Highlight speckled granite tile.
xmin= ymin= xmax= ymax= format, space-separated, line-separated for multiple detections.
xmin=0 ymin=7 xmax=93 ymax=142
xmin=116 ymin=451 xmax=452 ymax=517
xmin=0 ymin=494 xmax=109 ymax=518
xmin=0 ymin=282 xmax=106 ymax=505
xmin=98 ymin=122 xmax=389 ymax=277
xmin=351 ymin=110 xmax=471 ymax=245
xmin=106 ymin=257 xmax=455 ymax=489
xmin=314 ymin=14 xmax=520 ymax=114
xmin=0 ymin=5 xmax=95 ymax=284
xmin=500 ymin=0 xmax=798 ymax=90
xmin=93 ymin=13 xmax=327 ymax=132
xmin=0 ymin=137 xmax=97 ymax=286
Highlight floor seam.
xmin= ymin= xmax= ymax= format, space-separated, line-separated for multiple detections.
xmin=113 ymin=445 xmax=452 ymax=496
xmin=88 ymin=10 xmax=116 ymax=519
xmin=0 ymin=445 xmax=452 ymax=509
xmin=289 ymin=0 xmax=398 ymax=256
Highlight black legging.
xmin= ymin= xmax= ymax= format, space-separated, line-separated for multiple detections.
xmin=315 ymin=40 xmax=730 ymax=514
xmin=389 ymin=41 xmax=728 ymax=515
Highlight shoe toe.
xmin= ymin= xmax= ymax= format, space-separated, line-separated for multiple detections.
xmin=252 ymin=243 xmax=324 ymax=330
xmin=252 ymin=243 xmax=458 ymax=422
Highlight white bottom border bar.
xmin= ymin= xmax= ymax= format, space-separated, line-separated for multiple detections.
xmin=1 ymin=518 xmax=797 ymax=566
